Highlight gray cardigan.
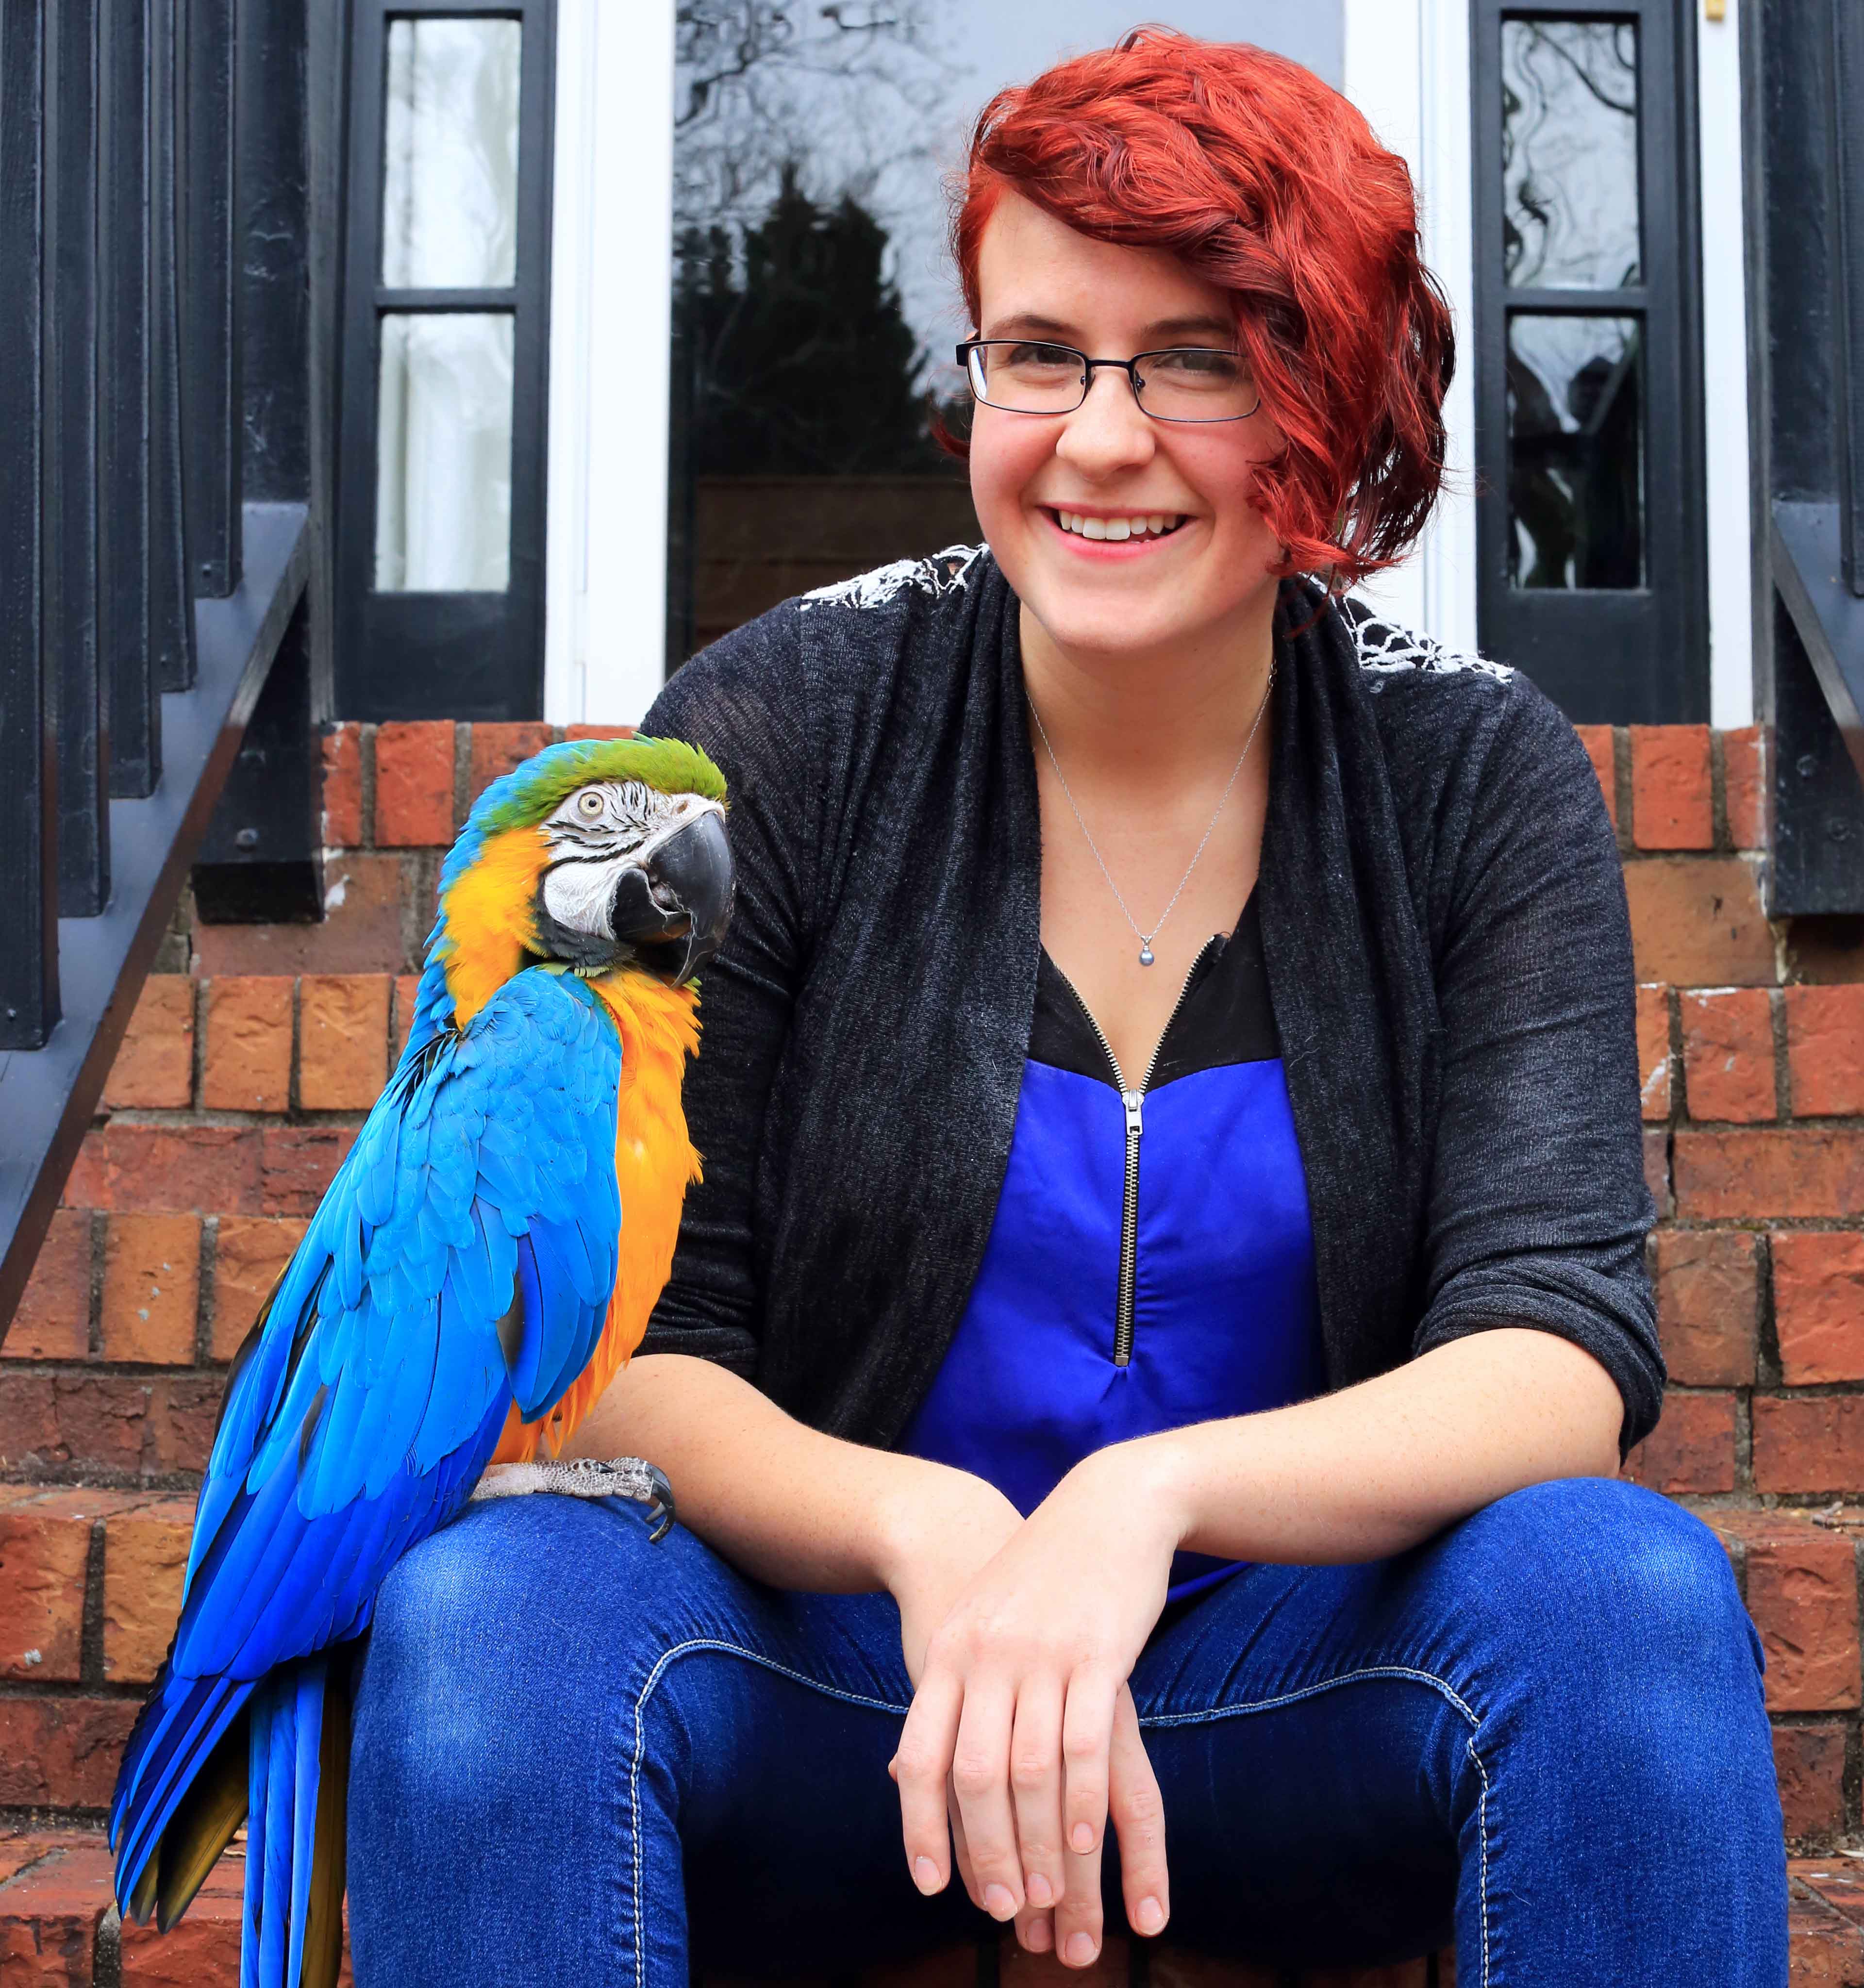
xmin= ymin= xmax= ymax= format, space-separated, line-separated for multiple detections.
xmin=640 ymin=550 xmax=1663 ymax=1456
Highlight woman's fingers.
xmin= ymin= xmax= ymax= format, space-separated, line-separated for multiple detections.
xmin=1051 ymin=1807 xmax=1105 ymax=1967
xmin=1108 ymin=1687 xmax=1169 ymax=1938
xmin=1009 ymin=1674 xmax=1067 ymax=1913
xmin=947 ymin=1784 xmax=979 ymax=1905
xmin=1053 ymin=1665 xmax=1117 ymax=1968
xmin=949 ymin=1677 xmax=1025 ymax=1920
xmin=1060 ymin=1664 xmax=1118 ymax=1859
xmin=1014 ymin=1898 xmax=1057 ymax=1955
xmin=892 ymin=1669 xmax=964 ymax=1895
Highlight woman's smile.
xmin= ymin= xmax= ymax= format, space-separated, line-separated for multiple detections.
xmin=1039 ymin=503 xmax=1194 ymax=557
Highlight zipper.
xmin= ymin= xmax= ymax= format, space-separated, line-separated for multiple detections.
xmin=1050 ymin=938 xmax=1221 ymax=1366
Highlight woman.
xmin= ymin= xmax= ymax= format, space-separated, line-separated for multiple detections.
xmin=349 ymin=31 xmax=1785 ymax=1986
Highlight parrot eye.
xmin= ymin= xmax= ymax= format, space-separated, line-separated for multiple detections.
xmin=572 ymin=788 xmax=606 ymax=823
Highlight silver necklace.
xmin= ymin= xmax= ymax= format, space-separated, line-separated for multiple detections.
xmin=1028 ymin=665 xmax=1274 ymax=967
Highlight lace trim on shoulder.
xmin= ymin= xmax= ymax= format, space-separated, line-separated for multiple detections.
xmin=1349 ymin=615 xmax=1513 ymax=681
xmin=1303 ymin=576 xmax=1512 ymax=680
xmin=797 ymin=544 xmax=986 ymax=613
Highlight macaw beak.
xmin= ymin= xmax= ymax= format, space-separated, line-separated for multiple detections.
xmin=608 ymin=809 xmax=735 ymax=985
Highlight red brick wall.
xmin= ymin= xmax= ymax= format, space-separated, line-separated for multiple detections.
xmin=2 ymin=719 xmax=1862 ymax=1845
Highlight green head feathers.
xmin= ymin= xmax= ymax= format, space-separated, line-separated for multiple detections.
xmin=441 ymin=735 xmax=727 ymax=892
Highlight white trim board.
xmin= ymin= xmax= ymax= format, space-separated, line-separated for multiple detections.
xmin=543 ymin=0 xmax=674 ymax=726
xmin=1341 ymin=0 xmax=1479 ymax=657
xmin=1698 ymin=0 xmax=1754 ymax=727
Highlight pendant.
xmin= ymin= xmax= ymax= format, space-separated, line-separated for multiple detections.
xmin=1138 ymin=943 xmax=1155 ymax=966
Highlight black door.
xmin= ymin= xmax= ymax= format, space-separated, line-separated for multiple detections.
xmin=1470 ymin=0 xmax=1708 ymax=721
xmin=335 ymin=0 xmax=554 ymax=720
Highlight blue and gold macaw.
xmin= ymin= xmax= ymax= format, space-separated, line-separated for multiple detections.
xmin=108 ymin=736 xmax=734 ymax=1988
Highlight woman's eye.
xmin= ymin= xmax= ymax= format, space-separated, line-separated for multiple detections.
xmin=1003 ymin=342 xmax=1079 ymax=373
xmin=574 ymin=789 xmax=606 ymax=822
xmin=1151 ymin=348 xmax=1244 ymax=383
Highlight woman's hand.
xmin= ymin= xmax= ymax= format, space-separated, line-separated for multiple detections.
xmin=887 ymin=1443 xmax=1183 ymax=1969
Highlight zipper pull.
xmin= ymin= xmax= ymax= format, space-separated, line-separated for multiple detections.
xmin=1122 ymin=1089 xmax=1144 ymax=1139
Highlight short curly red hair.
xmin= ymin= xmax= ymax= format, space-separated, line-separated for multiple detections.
xmin=949 ymin=28 xmax=1453 ymax=587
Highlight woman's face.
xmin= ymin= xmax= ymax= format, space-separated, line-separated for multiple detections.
xmin=967 ymin=192 xmax=1285 ymax=667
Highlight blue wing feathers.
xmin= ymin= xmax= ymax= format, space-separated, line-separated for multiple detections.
xmin=285 ymin=1662 xmax=323 ymax=1988
xmin=260 ymin=1682 xmax=290 ymax=1980
xmin=240 ymin=1697 xmax=267 ymax=1987
xmin=116 ymin=969 xmax=624 ymax=1926
xmin=114 ymin=1673 xmax=252 ymax=1907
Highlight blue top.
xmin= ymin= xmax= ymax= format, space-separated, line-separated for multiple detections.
xmin=900 ymin=895 xmax=1323 ymax=1596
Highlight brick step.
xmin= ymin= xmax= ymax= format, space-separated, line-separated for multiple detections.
xmin=4 ymin=1833 xmax=1861 ymax=1988
xmin=0 ymin=1833 xmax=349 ymax=1988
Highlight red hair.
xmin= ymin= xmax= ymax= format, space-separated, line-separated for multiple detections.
xmin=948 ymin=28 xmax=1453 ymax=587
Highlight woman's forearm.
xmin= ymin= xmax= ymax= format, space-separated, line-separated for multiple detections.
xmin=1115 ymin=1327 xmax=1624 ymax=1566
xmin=564 ymin=1351 xmax=995 ymax=1594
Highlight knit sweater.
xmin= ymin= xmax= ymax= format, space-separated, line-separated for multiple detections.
xmin=638 ymin=549 xmax=1663 ymax=1456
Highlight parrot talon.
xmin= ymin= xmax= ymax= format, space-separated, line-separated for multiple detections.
xmin=469 ymin=1456 xmax=676 ymax=1541
xmin=643 ymin=1471 xmax=676 ymax=1545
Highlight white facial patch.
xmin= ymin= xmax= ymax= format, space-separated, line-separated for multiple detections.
xmin=536 ymin=782 xmax=725 ymax=940
xmin=540 ymin=856 xmax=620 ymax=938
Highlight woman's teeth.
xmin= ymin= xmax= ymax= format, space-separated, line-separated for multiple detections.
xmin=1055 ymin=510 xmax=1183 ymax=542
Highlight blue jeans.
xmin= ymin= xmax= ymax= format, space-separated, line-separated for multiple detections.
xmin=347 ymin=1476 xmax=1785 ymax=1987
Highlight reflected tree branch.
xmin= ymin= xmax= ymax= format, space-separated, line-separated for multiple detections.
xmin=673 ymin=0 xmax=955 ymax=240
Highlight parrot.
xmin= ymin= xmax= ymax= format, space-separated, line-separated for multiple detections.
xmin=106 ymin=734 xmax=735 ymax=1988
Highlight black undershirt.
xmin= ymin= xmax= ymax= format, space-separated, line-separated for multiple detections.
xmin=1032 ymin=891 xmax=1281 ymax=1089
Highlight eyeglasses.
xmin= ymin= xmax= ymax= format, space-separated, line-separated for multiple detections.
xmin=956 ymin=338 xmax=1262 ymax=423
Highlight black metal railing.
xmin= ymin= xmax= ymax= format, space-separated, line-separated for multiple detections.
xmin=0 ymin=0 xmax=335 ymax=1328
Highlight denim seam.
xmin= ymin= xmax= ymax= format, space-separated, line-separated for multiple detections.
xmin=626 ymin=1638 xmax=912 ymax=1988
xmin=1140 ymin=1662 xmax=1491 ymax=1988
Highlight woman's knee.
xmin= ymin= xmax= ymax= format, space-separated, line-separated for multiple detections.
xmin=1443 ymin=1477 xmax=1761 ymax=1705
xmin=352 ymin=1495 xmax=695 ymax=1817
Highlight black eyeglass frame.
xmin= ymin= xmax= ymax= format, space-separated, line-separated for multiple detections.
xmin=954 ymin=338 xmax=1263 ymax=423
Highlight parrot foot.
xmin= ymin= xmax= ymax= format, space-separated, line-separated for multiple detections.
xmin=469 ymin=1457 xmax=677 ymax=1541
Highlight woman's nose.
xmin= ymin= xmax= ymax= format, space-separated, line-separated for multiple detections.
xmin=1054 ymin=365 xmax=1156 ymax=477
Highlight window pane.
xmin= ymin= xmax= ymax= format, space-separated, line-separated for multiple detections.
xmin=1502 ymin=19 xmax=1640 ymax=289
xmin=375 ymin=313 xmax=513 ymax=591
xmin=381 ymin=18 xmax=521 ymax=289
xmin=1507 ymin=314 xmax=1645 ymax=590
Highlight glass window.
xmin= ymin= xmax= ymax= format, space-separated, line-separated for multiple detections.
xmin=1501 ymin=18 xmax=1640 ymax=290
xmin=381 ymin=18 xmax=522 ymax=289
xmin=375 ymin=312 xmax=514 ymax=592
xmin=1506 ymin=313 xmax=1644 ymax=589
xmin=667 ymin=3 xmax=1344 ymax=661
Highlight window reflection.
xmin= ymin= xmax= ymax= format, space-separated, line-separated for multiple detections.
xmin=375 ymin=313 xmax=514 ymax=592
xmin=381 ymin=17 xmax=522 ymax=290
xmin=1501 ymin=19 xmax=1640 ymax=290
xmin=667 ymin=1 xmax=1342 ymax=660
xmin=1506 ymin=314 xmax=1644 ymax=590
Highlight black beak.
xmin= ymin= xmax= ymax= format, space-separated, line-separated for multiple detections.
xmin=608 ymin=810 xmax=735 ymax=985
